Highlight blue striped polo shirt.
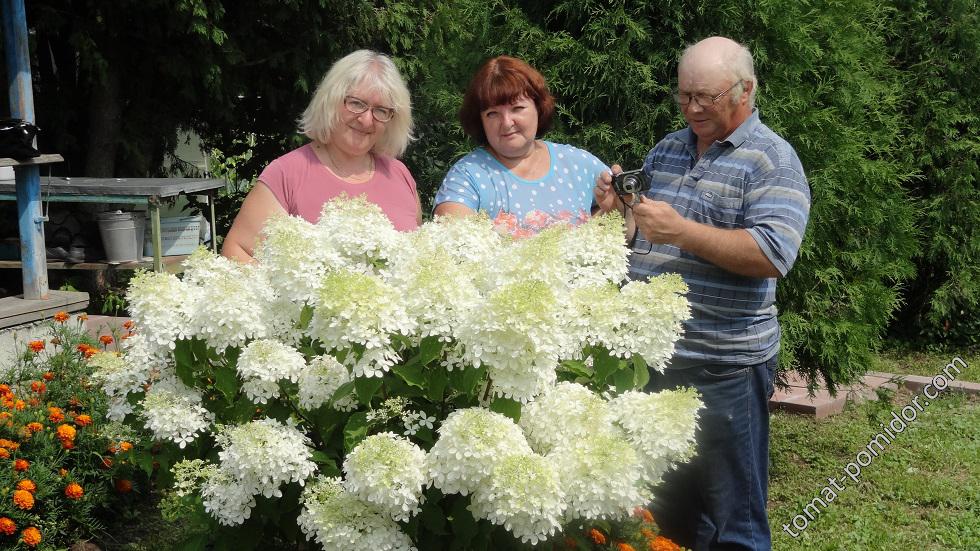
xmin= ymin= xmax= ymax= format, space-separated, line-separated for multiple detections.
xmin=629 ymin=111 xmax=810 ymax=367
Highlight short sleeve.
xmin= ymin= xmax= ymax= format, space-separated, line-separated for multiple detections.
xmin=391 ymin=158 xmax=418 ymax=197
xmin=434 ymin=161 xmax=482 ymax=211
xmin=743 ymin=158 xmax=811 ymax=276
xmin=258 ymin=160 xmax=290 ymax=212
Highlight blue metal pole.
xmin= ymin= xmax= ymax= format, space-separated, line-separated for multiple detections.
xmin=2 ymin=0 xmax=49 ymax=299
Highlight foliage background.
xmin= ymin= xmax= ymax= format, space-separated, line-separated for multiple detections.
xmin=8 ymin=0 xmax=979 ymax=387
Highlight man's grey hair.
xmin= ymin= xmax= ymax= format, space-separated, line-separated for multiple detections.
xmin=679 ymin=40 xmax=758 ymax=109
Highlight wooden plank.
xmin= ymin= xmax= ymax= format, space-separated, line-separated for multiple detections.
xmin=0 ymin=177 xmax=225 ymax=198
xmin=0 ymin=255 xmax=189 ymax=271
xmin=0 ymin=154 xmax=64 ymax=167
xmin=0 ymin=290 xmax=89 ymax=329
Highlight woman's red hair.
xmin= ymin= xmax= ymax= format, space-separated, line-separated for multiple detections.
xmin=459 ymin=56 xmax=555 ymax=145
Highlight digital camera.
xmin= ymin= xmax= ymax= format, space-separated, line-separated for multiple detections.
xmin=611 ymin=168 xmax=650 ymax=196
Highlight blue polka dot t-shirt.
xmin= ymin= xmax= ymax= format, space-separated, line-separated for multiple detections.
xmin=434 ymin=142 xmax=608 ymax=234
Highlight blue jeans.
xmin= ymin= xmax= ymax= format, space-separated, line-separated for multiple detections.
xmin=646 ymin=357 xmax=777 ymax=551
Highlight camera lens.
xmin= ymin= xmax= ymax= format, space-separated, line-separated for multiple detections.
xmin=623 ymin=175 xmax=639 ymax=194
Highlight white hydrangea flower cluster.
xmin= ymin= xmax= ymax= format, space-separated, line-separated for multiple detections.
xmin=311 ymin=269 xmax=414 ymax=377
xmin=201 ymin=467 xmax=259 ymax=526
xmin=558 ymin=212 xmax=630 ymax=288
xmin=89 ymin=350 xmax=146 ymax=401
xmin=235 ymin=339 xmax=307 ymax=404
xmin=550 ymin=431 xmax=647 ymax=521
xmin=609 ymin=388 xmax=703 ymax=485
xmin=343 ymin=432 xmax=427 ymax=522
xmin=214 ymin=418 xmax=317 ymax=499
xmin=519 ymin=382 xmax=614 ymax=454
xmin=297 ymin=354 xmax=350 ymax=410
xmin=139 ymin=378 xmax=214 ymax=448
xmin=126 ymin=270 xmax=197 ymax=352
xmin=408 ymin=213 xmax=502 ymax=266
xmin=426 ymin=408 xmax=532 ymax=495
xmin=180 ymin=249 xmax=277 ymax=351
xmin=298 ymin=476 xmax=417 ymax=551
xmin=468 ymin=453 xmax=565 ymax=544
xmin=401 ymin=410 xmax=435 ymax=436
xmin=254 ymin=214 xmax=335 ymax=304
xmin=455 ymin=280 xmax=564 ymax=401
xmin=315 ymin=195 xmax=405 ymax=276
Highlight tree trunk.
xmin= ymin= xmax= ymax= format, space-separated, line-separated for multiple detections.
xmin=84 ymin=63 xmax=122 ymax=177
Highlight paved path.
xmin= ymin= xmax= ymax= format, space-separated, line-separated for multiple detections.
xmin=770 ymin=369 xmax=980 ymax=418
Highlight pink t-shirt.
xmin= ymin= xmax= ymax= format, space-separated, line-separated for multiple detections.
xmin=259 ymin=144 xmax=419 ymax=231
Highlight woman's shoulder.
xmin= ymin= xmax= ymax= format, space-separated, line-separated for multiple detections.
xmin=545 ymin=141 xmax=602 ymax=162
xmin=264 ymin=143 xmax=317 ymax=172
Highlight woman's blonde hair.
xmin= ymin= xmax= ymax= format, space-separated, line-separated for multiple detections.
xmin=298 ymin=50 xmax=414 ymax=157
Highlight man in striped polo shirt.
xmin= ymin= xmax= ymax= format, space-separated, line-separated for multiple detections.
xmin=596 ymin=36 xmax=810 ymax=550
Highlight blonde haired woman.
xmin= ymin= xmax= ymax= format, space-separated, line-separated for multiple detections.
xmin=223 ymin=50 xmax=420 ymax=262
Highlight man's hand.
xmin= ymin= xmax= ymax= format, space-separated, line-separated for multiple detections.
xmin=632 ymin=197 xmax=690 ymax=245
xmin=594 ymin=164 xmax=629 ymax=214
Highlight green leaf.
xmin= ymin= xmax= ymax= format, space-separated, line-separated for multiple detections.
xmin=418 ymin=335 xmax=444 ymax=365
xmin=593 ymin=348 xmax=621 ymax=384
xmin=632 ymin=356 xmax=650 ymax=389
xmin=613 ymin=366 xmax=634 ymax=393
xmin=174 ymin=339 xmax=197 ymax=387
xmin=449 ymin=496 xmax=479 ymax=550
xmin=134 ymin=450 xmax=155 ymax=477
xmin=343 ymin=411 xmax=370 ymax=453
xmin=331 ymin=381 xmax=355 ymax=403
xmin=449 ymin=365 xmax=486 ymax=397
xmin=393 ymin=362 xmax=426 ymax=389
xmin=426 ymin=366 xmax=449 ymax=402
xmin=489 ymin=396 xmax=521 ymax=421
xmin=298 ymin=304 xmax=314 ymax=330
xmin=213 ymin=363 xmax=239 ymax=403
xmin=421 ymin=497 xmax=449 ymax=535
xmin=312 ymin=451 xmax=341 ymax=477
xmin=191 ymin=337 xmax=209 ymax=363
xmin=559 ymin=359 xmax=591 ymax=378
xmin=354 ymin=376 xmax=384 ymax=406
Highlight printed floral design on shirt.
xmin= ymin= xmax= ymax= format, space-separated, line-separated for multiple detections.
xmin=492 ymin=209 xmax=590 ymax=238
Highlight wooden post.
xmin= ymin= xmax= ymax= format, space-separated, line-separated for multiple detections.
xmin=2 ymin=0 xmax=49 ymax=299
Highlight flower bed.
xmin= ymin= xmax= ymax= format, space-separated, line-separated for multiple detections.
xmin=0 ymin=314 xmax=138 ymax=549
xmin=96 ymin=197 xmax=701 ymax=550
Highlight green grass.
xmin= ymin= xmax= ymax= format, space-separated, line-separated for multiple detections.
xmin=872 ymin=349 xmax=979 ymax=382
xmin=769 ymin=382 xmax=979 ymax=549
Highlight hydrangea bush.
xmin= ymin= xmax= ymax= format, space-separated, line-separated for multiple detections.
xmin=100 ymin=197 xmax=701 ymax=550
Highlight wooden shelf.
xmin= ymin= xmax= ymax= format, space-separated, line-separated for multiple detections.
xmin=0 ymin=255 xmax=189 ymax=272
xmin=0 ymin=153 xmax=64 ymax=167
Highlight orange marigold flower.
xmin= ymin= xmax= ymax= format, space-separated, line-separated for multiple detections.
xmin=13 ymin=400 xmax=25 ymax=411
xmin=59 ymin=468 xmax=68 ymax=477
xmin=61 ymin=439 xmax=75 ymax=450
xmin=48 ymin=407 xmax=64 ymax=423
xmin=588 ymin=528 xmax=607 ymax=545
xmin=27 ymin=340 xmax=44 ymax=353
xmin=56 ymin=423 xmax=76 ymax=441
xmin=21 ymin=526 xmax=41 ymax=547
xmin=53 ymin=311 xmax=70 ymax=323
xmin=0 ymin=438 xmax=18 ymax=449
xmin=30 ymin=381 xmax=46 ymax=393
xmin=42 ymin=371 xmax=55 ymax=381
xmin=0 ymin=385 xmax=8 ymax=397
xmin=100 ymin=457 xmax=113 ymax=469
xmin=0 ymin=448 xmax=9 ymax=459
xmin=64 ymin=482 xmax=84 ymax=500
xmin=13 ymin=489 xmax=34 ymax=509
xmin=25 ymin=422 xmax=43 ymax=434
xmin=0 ymin=516 xmax=15 ymax=535
xmin=648 ymin=536 xmax=682 ymax=551
xmin=99 ymin=335 xmax=114 ymax=346
xmin=123 ymin=319 xmax=134 ymax=330
xmin=16 ymin=479 xmax=37 ymax=494
xmin=641 ymin=528 xmax=655 ymax=540
xmin=27 ymin=398 xmax=39 ymax=407
xmin=14 ymin=458 xmax=29 ymax=471
xmin=115 ymin=479 xmax=133 ymax=493
xmin=616 ymin=544 xmax=636 ymax=551
xmin=106 ymin=444 xmax=118 ymax=454
xmin=119 ymin=441 xmax=133 ymax=452
xmin=634 ymin=507 xmax=655 ymax=523
xmin=74 ymin=414 xmax=93 ymax=427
